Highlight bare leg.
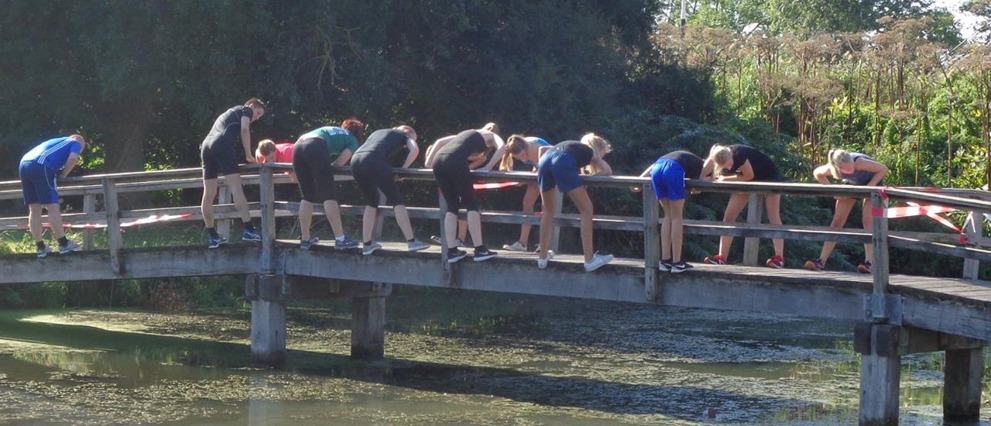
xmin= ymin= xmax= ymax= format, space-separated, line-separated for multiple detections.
xmin=659 ymin=199 xmax=671 ymax=262
xmin=818 ymin=197 xmax=857 ymax=263
xmin=537 ymin=189 xmax=558 ymax=260
xmin=223 ymin=174 xmax=251 ymax=224
xmin=566 ymin=186 xmax=595 ymax=262
xmin=764 ymin=193 xmax=784 ymax=257
xmin=394 ymin=205 xmax=415 ymax=240
xmin=444 ymin=212 xmax=459 ymax=248
xmin=322 ymin=200 xmax=345 ymax=238
xmin=201 ymin=178 xmax=219 ymax=228
xmin=861 ymin=198 xmax=874 ymax=263
xmin=299 ymin=200 xmax=314 ymax=241
xmin=361 ymin=206 xmax=377 ymax=242
xmin=669 ymin=199 xmax=686 ymax=263
xmin=28 ymin=204 xmax=44 ymax=242
xmin=718 ymin=193 xmax=751 ymax=259
xmin=45 ymin=203 xmax=65 ymax=239
xmin=518 ymin=183 xmax=540 ymax=247
xmin=466 ymin=210 xmax=483 ymax=247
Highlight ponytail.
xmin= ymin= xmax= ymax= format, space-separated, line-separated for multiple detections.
xmin=500 ymin=134 xmax=528 ymax=171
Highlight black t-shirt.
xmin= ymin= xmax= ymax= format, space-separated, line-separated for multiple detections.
xmin=557 ymin=140 xmax=594 ymax=168
xmin=203 ymin=105 xmax=253 ymax=147
xmin=355 ymin=129 xmax=408 ymax=163
xmin=729 ymin=144 xmax=780 ymax=181
xmin=661 ymin=150 xmax=704 ymax=179
xmin=436 ymin=130 xmax=487 ymax=163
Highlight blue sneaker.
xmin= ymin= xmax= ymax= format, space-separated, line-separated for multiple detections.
xmin=58 ymin=240 xmax=80 ymax=255
xmin=335 ymin=235 xmax=359 ymax=250
xmin=242 ymin=229 xmax=262 ymax=242
xmin=208 ymin=236 xmax=228 ymax=249
xmin=300 ymin=236 xmax=319 ymax=250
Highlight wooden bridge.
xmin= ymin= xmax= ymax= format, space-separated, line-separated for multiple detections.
xmin=2 ymin=164 xmax=991 ymax=425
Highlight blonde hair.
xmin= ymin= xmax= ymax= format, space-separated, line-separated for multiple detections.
xmin=500 ymin=134 xmax=528 ymax=171
xmin=580 ymin=132 xmax=612 ymax=175
xmin=257 ymin=139 xmax=276 ymax=158
xmin=707 ymin=144 xmax=733 ymax=177
xmin=827 ymin=148 xmax=854 ymax=179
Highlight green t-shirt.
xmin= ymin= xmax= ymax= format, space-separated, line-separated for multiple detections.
xmin=301 ymin=126 xmax=359 ymax=160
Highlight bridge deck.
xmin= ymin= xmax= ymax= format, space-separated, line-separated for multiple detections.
xmin=4 ymin=242 xmax=989 ymax=343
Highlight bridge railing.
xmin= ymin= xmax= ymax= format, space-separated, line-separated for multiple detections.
xmin=3 ymin=164 xmax=991 ymax=298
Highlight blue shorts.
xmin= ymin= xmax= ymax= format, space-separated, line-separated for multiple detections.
xmin=650 ymin=158 xmax=686 ymax=201
xmin=19 ymin=161 xmax=59 ymax=205
xmin=537 ymin=148 xmax=584 ymax=193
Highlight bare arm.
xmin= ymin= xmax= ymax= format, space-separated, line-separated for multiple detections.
xmin=479 ymin=132 xmax=506 ymax=171
xmin=241 ymin=116 xmax=255 ymax=163
xmin=588 ymin=153 xmax=613 ymax=176
xmin=718 ymin=160 xmax=753 ymax=182
xmin=700 ymin=158 xmax=716 ymax=180
xmin=858 ymin=159 xmax=888 ymax=186
xmin=61 ymin=153 xmax=80 ymax=178
xmin=812 ymin=164 xmax=833 ymax=184
xmin=332 ymin=149 xmax=353 ymax=167
xmin=401 ymin=138 xmax=420 ymax=168
xmin=424 ymin=136 xmax=455 ymax=168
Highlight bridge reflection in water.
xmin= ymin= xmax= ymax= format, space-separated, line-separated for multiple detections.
xmin=1 ymin=164 xmax=989 ymax=425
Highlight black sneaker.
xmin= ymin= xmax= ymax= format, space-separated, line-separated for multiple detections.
xmin=473 ymin=246 xmax=497 ymax=262
xmin=671 ymin=261 xmax=693 ymax=274
xmin=447 ymin=248 xmax=468 ymax=264
xmin=659 ymin=258 xmax=673 ymax=272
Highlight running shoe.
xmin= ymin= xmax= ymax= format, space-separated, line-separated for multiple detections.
xmin=242 ymin=229 xmax=262 ymax=242
xmin=37 ymin=246 xmax=51 ymax=259
xmin=502 ymin=241 xmax=527 ymax=252
xmin=704 ymin=254 xmax=726 ymax=265
xmin=584 ymin=252 xmax=614 ymax=272
xmin=804 ymin=258 xmax=824 ymax=272
xmin=335 ymin=235 xmax=359 ymax=250
xmin=659 ymin=258 xmax=673 ymax=272
xmin=362 ymin=242 xmax=382 ymax=255
xmin=447 ymin=248 xmax=468 ymax=264
xmin=766 ymin=255 xmax=784 ymax=269
xmin=473 ymin=246 xmax=497 ymax=262
xmin=407 ymin=239 xmax=429 ymax=252
xmin=208 ymin=236 xmax=228 ymax=249
xmin=58 ymin=240 xmax=81 ymax=255
xmin=858 ymin=261 xmax=873 ymax=274
xmin=300 ymin=236 xmax=319 ymax=250
xmin=537 ymin=257 xmax=549 ymax=269
xmin=430 ymin=235 xmax=465 ymax=248
xmin=671 ymin=261 xmax=693 ymax=274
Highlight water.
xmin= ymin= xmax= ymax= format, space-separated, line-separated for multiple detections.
xmin=0 ymin=288 xmax=983 ymax=425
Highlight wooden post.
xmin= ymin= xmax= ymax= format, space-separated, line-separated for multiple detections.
xmin=943 ymin=347 xmax=984 ymax=422
xmin=351 ymin=283 xmax=391 ymax=360
xmin=870 ymin=191 xmax=890 ymax=321
xmin=438 ymin=193 xmax=450 ymax=268
xmin=259 ymin=165 xmax=276 ymax=274
xmin=217 ymin=184 xmax=232 ymax=239
xmin=82 ymin=194 xmax=95 ymax=250
xmin=642 ymin=182 xmax=659 ymax=302
xmin=962 ymin=211 xmax=979 ymax=280
xmin=742 ymin=193 xmax=762 ymax=266
xmin=249 ymin=274 xmax=287 ymax=366
xmin=856 ymin=323 xmax=901 ymax=426
xmin=101 ymin=178 xmax=123 ymax=275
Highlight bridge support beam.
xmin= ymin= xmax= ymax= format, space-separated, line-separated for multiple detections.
xmin=247 ymin=274 xmax=287 ymax=366
xmin=351 ymin=283 xmax=392 ymax=360
xmin=854 ymin=323 xmax=901 ymax=426
xmin=943 ymin=347 xmax=983 ymax=422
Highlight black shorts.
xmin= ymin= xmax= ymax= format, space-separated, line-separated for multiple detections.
xmin=351 ymin=153 xmax=404 ymax=208
xmin=201 ymin=138 xmax=240 ymax=179
xmin=432 ymin=154 xmax=477 ymax=214
xmin=292 ymin=137 xmax=336 ymax=203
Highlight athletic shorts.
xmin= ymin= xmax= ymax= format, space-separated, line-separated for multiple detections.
xmin=292 ymin=137 xmax=336 ymax=203
xmin=650 ymin=158 xmax=687 ymax=201
xmin=537 ymin=148 xmax=583 ymax=193
xmin=19 ymin=161 xmax=58 ymax=205
xmin=201 ymin=138 xmax=240 ymax=179
xmin=432 ymin=154 xmax=478 ymax=214
xmin=351 ymin=153 xmax=404 ymax=208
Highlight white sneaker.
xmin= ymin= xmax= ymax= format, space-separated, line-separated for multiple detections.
xmin=537 ymin=257 xmax=549 ymax=269
xmin=407 ymin=239 xmax=429 ymax=252
xmin=502 ymin=241 xmax=527 ymax=252
xmin=584 ymin=253 xmax=613 ymax=272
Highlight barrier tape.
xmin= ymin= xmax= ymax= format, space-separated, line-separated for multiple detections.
xmin=473 ymin=181 xmax=520 ymax=190
xmin=2 ymin=213 xmax=192 ymax=230
xmin=871 ymin=187 xmax=966 ymax=244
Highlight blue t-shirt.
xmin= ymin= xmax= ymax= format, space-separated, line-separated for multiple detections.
xmin=300 ymin=126 xmax=359 ymax=159
xmin=21 ymin=136 xmax=83 ymax=171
